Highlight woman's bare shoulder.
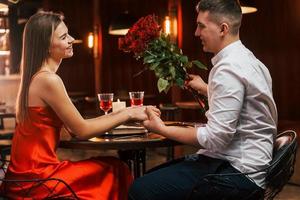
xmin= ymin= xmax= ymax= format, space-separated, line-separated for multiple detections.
xmin=32 ymin=72 xmax=64 ymax=88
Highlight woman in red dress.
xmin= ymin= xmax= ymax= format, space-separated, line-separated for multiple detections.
xmin=4 ymin=11 xmax=159 ymax=199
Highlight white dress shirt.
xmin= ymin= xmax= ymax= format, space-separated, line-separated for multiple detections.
xmin=196 ymin=40 xmax=278 ymax=188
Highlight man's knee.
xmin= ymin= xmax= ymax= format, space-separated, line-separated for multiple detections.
xmin=128 ymin=178 xmax=148 ymax=200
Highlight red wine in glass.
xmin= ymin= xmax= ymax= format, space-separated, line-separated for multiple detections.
xmin=99 ymin=100 xmax=112 ymax=114
xmin=97 ymin=93 xmax=114 ymax=115
xmin=129 ymin=91 xmax=144 ymax=107
xmin=130 ymin=98 xmax=143 ymax=107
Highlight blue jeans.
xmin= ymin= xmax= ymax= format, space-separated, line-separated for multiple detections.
xmin=128 ymin=155 xmax=264 ymax=200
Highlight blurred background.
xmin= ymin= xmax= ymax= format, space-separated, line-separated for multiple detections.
xmin=0 ymin=0 xmax=299 ymax=124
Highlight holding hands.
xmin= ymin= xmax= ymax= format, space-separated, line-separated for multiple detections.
xmin=125 ymin=106 xmax=161 ymax=122
xmin=142 ymin=107 xmax=166 ymax=134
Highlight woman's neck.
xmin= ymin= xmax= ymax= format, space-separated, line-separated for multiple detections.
xmin=41 ymin=58 xmax=61 ymax=73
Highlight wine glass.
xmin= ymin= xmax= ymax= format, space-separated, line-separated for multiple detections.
xmin=98 ymin=93 xmax=114 ymax=115
xmin=129 ymin=91 xmax=144 ymax=107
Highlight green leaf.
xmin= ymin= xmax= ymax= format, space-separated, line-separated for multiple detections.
xmin=143 ymin=56 xmax=156 ymax=64
xmin=184 ymin=62 xmax=193 ymax=69
xmin=154 ymin=67 xmax=164 ymax=77
xmin=169 ymin=66 xmax=176 ymax=78
xmin=175 ymin=77 xmax=185 ymax=87
xmin=192 ymin=60 xmax=207 ymax=70
xmin=180 ymin=56 xmax=188 ymax=63
xmin=163 ymin=84 xmax=171 ymax=94
xmin=149 ymin=62 xmax=160 ymax=70
xmin=157 ymin=78 xmax=169 ymax=93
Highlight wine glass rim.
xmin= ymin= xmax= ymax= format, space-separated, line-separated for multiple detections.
xmin=97 ymin=93 xmax=114 ymax=100
xmin=98 ymin=93 xmax=114 ymax=95
xmin=129 ymin=91 xmax=144 ymax=94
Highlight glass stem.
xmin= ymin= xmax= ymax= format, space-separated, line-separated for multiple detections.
xmin=105 ymin=111 xmax=108 ymax=115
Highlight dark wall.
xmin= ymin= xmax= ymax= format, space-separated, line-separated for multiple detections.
xmin=43 ymin=0 xmax=95 ymax=96
xmin=240 ymin=0 xmax=300 ymax=120
xmin=10 ymin=0 xmax=300 ymax=120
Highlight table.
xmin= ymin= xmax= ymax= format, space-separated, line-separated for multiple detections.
xmin=0 ymin=107 xmax=15 ymax=158
xmin=175 ymin=101 xmax=202 ymax=110
xmin=0 ymin=107 xmax=15 ymax=139
xmin=59 ymin=132 xmax=182 ymax=178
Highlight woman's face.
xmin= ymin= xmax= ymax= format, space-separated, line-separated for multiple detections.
xmin=49 ymin=21 xmax=74 ymax=60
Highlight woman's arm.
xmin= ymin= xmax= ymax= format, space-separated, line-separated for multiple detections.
xmin=36 ymin=73 xmax=152 ymax=139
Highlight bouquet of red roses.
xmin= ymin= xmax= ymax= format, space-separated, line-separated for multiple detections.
xmin=119 ymin=15 xmax=207 ymax=110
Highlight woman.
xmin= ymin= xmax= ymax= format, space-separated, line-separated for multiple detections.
xmin=5 ymin=11 xmax=158 ymax=199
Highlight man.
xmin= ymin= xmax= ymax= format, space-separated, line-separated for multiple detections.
xmin=129 ymin=0 xmax=277 ymax=199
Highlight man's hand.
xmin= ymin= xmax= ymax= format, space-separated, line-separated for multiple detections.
xmin=185 ymin=74 xmax=208 ymax=96
xmin=143 ymin=107 xmax=165 ymax=134
xmin=127 ymin=106 xmax=160 ymax=121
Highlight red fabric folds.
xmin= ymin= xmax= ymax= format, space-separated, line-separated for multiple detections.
xmin=5 ymin=107 xmax=133 ymax=199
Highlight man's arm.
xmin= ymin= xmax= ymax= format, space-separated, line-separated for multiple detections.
xmin=197 ymin=67 xmax=244 ymax=151
xmin=143 ymin=107 xmax=201 ymax=147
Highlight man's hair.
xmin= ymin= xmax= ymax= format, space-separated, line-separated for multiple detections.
xmin=196 ymin=0 xmax=242 ymax=35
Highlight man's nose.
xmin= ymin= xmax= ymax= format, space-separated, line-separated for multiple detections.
xmin=195 ymin=28 xmax=200 ymax=37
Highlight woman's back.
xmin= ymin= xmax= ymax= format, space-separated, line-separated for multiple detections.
xmin=9 ymin=107 xmax=62 ymax=174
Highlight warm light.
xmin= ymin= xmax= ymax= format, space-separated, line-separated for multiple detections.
xmin=73 ymin=39 xmax=83 ymax=44
xmin=88 ymin=32 xmax=94 ymax=48
xmin=108 ymin=12 xmax=136 ymax=36
xmin=93 ymin=26 xmax=99 ymax=58
xmin=0 ymin=29 xmax=9 ymax=34
xmin=109 ymin=29 xmax=129 ymax=36
xmin=241 ymin=6 xmax=257 ymax=14
xmin=0 ymin=51 xmax=10 ymax=56
xmin=164 ymin=16 xmax=171 ymax=35
xmin=0 ymin=3 xmax=8 ymax=13
xmin=172 ymin=18 xmax=178 ymax=38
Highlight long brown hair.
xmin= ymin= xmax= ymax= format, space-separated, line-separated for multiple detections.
xmin=16 ymin=11 xmax=64 ymax=122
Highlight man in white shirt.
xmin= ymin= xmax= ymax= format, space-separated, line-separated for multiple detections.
xmin=129 ymin=0 xmax=277 ymax=199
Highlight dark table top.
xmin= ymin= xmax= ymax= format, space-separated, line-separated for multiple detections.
xmin=59 ymin=132 xmax=182 ymax=151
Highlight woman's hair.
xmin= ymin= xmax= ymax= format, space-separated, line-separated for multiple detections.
xmin=16 ymin=11 xmax=64 ymax=122
xmin=196 ymin=0 xmax=242 ymax=35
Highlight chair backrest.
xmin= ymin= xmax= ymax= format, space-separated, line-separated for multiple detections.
xmin=0 ymin=159 xmax=79 ymax=199
xmin=264 ymin=130 xmax=298 ymax=200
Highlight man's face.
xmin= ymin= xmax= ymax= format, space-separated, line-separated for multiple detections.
xmin=195 ymin=11 xmax=222 ymax=54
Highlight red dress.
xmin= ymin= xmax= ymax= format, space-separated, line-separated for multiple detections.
xmin=5 ymin=107 xmax=133 ymax=199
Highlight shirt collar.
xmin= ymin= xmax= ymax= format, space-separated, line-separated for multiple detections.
xmin=211 ymin=40 xmax=242 ymax=65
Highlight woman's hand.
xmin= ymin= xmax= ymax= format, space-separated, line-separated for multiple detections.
xmin=126 ymin=106 xmax=160 ymax=121
xmin=185 ymin=74 xmax=208 ymax=96
xmin=142 ymin=107 xmax=165 ymax=134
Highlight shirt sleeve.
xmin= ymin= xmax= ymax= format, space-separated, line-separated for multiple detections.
xmin=197 ymin=66 xmax=245 ymax=151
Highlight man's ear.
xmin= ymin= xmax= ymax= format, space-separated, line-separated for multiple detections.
xmin=220 ymin=22 xmax=229 ymax=36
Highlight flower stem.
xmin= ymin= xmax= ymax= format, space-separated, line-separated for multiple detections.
xmin=133 ymin=66 xmax=149 ymax=78
xmin=184 ymin=72 xmax=207 ymax=113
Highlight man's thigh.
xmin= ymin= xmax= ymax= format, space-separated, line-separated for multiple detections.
xmin=128 ymin=156 xmax=224 ymax=200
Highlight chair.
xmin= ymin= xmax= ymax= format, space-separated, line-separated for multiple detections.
xmin=0 ymin=113 xmax=15 ymax=159
xmin=187 ymin=130 xmax=298 ymax=200
xmin=0 ymin=113 xmax=15 ymax=139
xmin=0 ymin=159 xmax=79 ymax=199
